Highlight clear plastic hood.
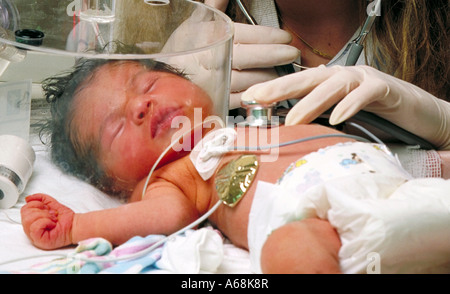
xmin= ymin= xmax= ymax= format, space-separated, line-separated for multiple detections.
xmin=1 ymin=0 xmax=234 ymax=57
xmin=0 ymin=0 xmax=233 ymax=140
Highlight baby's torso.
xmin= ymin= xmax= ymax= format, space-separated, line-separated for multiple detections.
xmin=135 ymin=124 xmax=356 ymax=249
xmin=204 ymin=124 xmax=356 ymax=248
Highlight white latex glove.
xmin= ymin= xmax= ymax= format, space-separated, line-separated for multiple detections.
xmin=242 ymin=65 xmax=450 ymax=150
xmin=204 ymin=0 xmax=229 ymax=12
xmin=205 ymin=0 xmax=300 ymax=109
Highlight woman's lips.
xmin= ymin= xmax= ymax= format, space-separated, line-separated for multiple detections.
xmin=151 ymin=107 xmax=184 ymax=138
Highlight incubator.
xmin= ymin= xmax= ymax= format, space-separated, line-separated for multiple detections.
xmin=0 ymin=0 xmax=233 ymax=208
xmin=0 ymin=0 xmax=232 ymax=119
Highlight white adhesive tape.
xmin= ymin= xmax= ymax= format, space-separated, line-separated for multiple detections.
xmin=190 ymin=128 xmax=236 ymax=181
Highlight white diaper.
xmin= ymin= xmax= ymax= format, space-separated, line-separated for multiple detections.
xmin=248 ymin=142 xmax=450 ymax=274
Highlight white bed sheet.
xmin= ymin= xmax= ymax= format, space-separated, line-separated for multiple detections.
xmin=0 ymin=139 xmax=252 ymax=273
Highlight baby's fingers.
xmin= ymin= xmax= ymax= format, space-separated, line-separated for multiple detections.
xmin=21 ymin=205 xmax=57 ymax=233
xmin=25 ymin=193 xmax=57 ymax=205
xmin=27 ymin=217 xmax=58 ymax=250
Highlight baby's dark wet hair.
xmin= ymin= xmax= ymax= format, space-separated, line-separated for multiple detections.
xmin=41 ymin=59 xmax=186 ymax=197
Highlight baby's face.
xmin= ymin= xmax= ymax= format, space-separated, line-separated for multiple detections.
xmin=72 ymin=61 xmax=213 ymax=188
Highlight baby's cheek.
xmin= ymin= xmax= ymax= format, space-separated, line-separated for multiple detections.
xmin=120 ymin=156 xmax=153 ymax=181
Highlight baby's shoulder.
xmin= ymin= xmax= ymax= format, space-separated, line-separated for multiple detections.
xmin=155 ymin=155 xmax=194 ymax=178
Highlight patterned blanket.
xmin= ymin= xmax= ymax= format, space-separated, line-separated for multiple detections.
xmin=9 ymin=228 xmax=246 ymax=274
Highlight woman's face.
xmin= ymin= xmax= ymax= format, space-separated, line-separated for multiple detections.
xmin=72 ymin=61 xmax=213 ymax=188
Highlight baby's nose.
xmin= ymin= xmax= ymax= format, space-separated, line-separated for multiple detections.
xmin=129 ymin=97 xmax=152 ymax=124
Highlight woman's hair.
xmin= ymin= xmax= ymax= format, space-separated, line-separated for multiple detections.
xmin=41 ymin=59 xmax=186 ymax=197
xmin=218 ymin=0 xmax=449 ymax=100
xmin=371 ymin=0 xmax=449 ymax=100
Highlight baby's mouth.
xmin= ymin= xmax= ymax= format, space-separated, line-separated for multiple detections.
xmin=151 ymin=107 xmax=184 ymax=138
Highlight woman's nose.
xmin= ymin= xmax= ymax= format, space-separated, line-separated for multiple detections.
xmin=128 ymin=96 xmax=152 ymax=125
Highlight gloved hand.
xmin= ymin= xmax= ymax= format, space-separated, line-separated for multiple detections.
xmin=204 ymin=0 xmax=228 ymax=11
xmin=205 ymin=0 xmax=300 ymax=109
xmin=242 ymin=65 xmax=450 ymax=150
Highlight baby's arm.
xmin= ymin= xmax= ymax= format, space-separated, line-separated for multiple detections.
xmin=260 ymin=218 xmax=342 ymax=274
xmin=73 ymin=182 xmax=200 ymax=245
xmin=21 ymin=182 xmax=199 ymax=250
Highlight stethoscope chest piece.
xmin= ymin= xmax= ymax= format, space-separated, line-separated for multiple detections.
xmin=239 ymin=100 xmax=279 ymax=128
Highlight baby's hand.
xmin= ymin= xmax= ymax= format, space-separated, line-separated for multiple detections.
xmin=21 ymin=194 xmax=75 ymax=250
